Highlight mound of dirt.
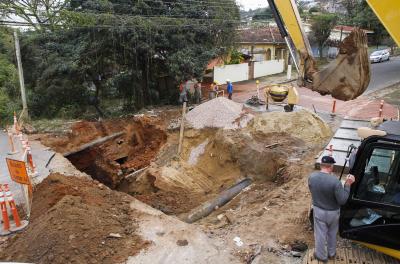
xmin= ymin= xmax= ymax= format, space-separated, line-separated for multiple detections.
xmin=250 ymin=109 xmax=332 ymax=144
xmin=1 ymin=174 xmax=149 ymax=264
xmin=186 ymin=97 xmax=252 ymax=129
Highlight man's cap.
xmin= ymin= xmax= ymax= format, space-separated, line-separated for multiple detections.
xmin=321 ymin=156 xmax=336 ymax=164
xmin=226 ymin=79 xmax=231 ymax=83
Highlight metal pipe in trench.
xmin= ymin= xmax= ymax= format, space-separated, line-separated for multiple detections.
xmin=186 ymin=178 xmax=252 ymax=223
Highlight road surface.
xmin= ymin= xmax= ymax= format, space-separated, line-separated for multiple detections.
xmin=0 ymin=131 xmax=54 ymax=204
xmin=366 ymin=56 xmax=400 ymax=94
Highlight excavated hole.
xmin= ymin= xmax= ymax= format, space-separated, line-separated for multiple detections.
xmin=40 ymin=118 xmax=168 ymax=190
xmin=40 ymin=116 xmax=312 ymax=218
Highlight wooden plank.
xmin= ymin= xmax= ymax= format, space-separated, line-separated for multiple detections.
xmin=335 ymin=248 xmax=347 ymax=264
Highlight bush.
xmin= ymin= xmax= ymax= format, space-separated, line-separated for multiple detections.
xmin=0 ymin=89 xmax=20 ymax=127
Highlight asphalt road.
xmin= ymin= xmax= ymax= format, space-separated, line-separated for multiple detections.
xmin=366 ymin=56 xmax=400 ymax=94
xmin=0 ymin=131 xmax=54 ymax=204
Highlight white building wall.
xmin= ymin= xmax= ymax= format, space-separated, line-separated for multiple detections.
xmin=253 ymin=60 xmax=284 ymax=78
xmin=213 ymin=63 xmax=249 ymax=84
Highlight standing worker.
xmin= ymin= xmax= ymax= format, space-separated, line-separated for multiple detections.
xmin=178 ymin=81 xmax=188 ymax=104
xmin=308 ymin=156 xmax=355 ymax=262
xmin=194 ymin=81 xmax=202 ymax=104
xmin=226 ymin=79 xmax=233 ymax=100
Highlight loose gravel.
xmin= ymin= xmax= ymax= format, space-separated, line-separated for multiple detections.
xmin=186 ymin=97 xmax=250 ymax=129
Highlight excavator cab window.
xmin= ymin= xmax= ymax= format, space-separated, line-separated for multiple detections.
xmin=355 ymin=148 xmax=400 ymax=205
xmin=340 ymin=142 xmax=400 ymax=250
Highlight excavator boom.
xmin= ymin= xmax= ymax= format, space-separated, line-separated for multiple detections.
xmin=268 ymin=0 xmax=371 ymax=101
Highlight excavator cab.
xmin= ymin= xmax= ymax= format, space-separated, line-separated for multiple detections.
xmin=339 ymin=121 xmax=400 ymax=258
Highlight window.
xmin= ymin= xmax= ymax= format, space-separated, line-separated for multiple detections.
xmin=355 ymin=147 xmax=400 ymax=205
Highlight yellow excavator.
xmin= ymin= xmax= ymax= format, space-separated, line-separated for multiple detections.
xmin=267 ymin=0 xmax=399 ymax=102
xmin=266 ymin=0 xmax=400 ymax=262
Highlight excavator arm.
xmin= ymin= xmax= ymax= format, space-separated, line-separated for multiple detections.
xmin=267 ymin=0 xmax=371 ymax=101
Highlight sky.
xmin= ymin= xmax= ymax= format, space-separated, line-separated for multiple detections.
xmin=236 ymin=0 xmax=269 ymax=10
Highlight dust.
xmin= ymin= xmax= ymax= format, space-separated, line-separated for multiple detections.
xmin=0 ymin=174 xmax=149 ymax=264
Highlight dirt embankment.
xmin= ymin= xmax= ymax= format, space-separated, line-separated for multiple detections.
xmin=1 ymin=174 xmax=149 ymax=264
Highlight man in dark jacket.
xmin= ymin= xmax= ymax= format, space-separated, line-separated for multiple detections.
xmin=308 ymin=156 xmax=355 ymax=262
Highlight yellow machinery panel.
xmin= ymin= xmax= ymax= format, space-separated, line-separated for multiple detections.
xmin=367 ymin=0 xmax=400 ymax=47
xmin=274 ymin=0 xmax=312 ymax=53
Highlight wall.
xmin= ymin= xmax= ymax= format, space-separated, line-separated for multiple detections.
xmin=253 ymin=60 xmax=285 ymax=79
xmin=213 ymin=63 xmax=249 ymax=84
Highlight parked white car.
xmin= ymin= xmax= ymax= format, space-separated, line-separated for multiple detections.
xmin=370 ymin=50 xmax=390 ymax=63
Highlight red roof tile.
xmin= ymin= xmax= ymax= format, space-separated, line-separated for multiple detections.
xmin=238 ymin=26 xmax=285 ymax=44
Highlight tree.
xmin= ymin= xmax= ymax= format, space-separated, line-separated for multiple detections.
xmin=0 ymin=27 xmax=19 ymax=125
xmin=0 ymin=0 xmax=70 ymax=31
xmin=252 ymin=8 xmax=273 ymax=21
xmin=341 ymin=0 xmax=358 ymax=22
xmin=350 ymin=1 xmax=390 ymax=48
xmin=18 ymin=0 xmax=240 ymax=118
xmin=311 ymin=13 xmax=337 ymax=58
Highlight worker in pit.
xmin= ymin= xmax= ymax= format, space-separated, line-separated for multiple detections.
xmin=308 ymin=156 xmax=355 ymax=262
xmin=226 ymin=79 xmax=233 ymax=100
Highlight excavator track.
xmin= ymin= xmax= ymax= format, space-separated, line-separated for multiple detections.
xmin=303 ymin=245 xmax=400 ymax=264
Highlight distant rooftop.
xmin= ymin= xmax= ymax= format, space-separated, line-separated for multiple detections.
xmin=237 ymin=26 xmax=285 ymax=44
xmin=333 ymin=25 xmax=374 ymax=34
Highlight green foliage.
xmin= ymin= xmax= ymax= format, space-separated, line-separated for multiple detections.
xmin=311 ymin=13 xmax=338 ymax=58
xmin=252 ymin=8 xmax=273 ymax=21
xmin=0 ymin=27 xmax=20 ymax=126
xmin=226 ymin=49 xmax=243 ymax=65
xmin=13 ymin=0 xmax=239 ymax=118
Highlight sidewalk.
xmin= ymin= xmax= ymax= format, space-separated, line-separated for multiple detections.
xmin=227 ymin=73 xmax=399 ymax=120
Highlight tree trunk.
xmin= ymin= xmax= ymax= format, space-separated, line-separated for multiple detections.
xmin=319 ymin=44 xmax=323 ymax=59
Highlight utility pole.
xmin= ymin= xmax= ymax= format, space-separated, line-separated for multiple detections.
xmin=14 ymin=31 xmax=29 ymax=120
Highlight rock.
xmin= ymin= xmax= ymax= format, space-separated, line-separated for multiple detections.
xmin=290 ymin=241 xmax=308 ymax=252
xmin=225 ymin=211 xmax=235 ymax=224
xmin=290 ymin=251 xmax=302 ymax=257
xmin=176 ymin=239 xmax=189 ymax=246
xmin=108 ymin=233 xmax=122 ymax=238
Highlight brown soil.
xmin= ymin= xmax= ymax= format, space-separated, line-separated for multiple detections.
xmin=198 ymin=153 xmax=318 ymax=253
xmin=125 ymin=121 xmax=323 ymax=217
xmin=0 ymin=174 xmax=149 ymax=264
xmin=39 ymin=116 xmax=167 ymax=188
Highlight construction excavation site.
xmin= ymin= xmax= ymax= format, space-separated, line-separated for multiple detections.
xmin=0 ymin=97 xmax=339 ymax=263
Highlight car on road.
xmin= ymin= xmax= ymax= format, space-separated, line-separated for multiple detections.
xmin=370 ymin=50 xmax=390 ymax=63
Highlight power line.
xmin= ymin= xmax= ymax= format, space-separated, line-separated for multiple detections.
xmin=0 ymin=20 xmax=240 ymax=30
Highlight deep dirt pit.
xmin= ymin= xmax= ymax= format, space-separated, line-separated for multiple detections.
xmin=34 ymin=108 xmax=332 ymax=263
xmin=40 ymin=116 xmax=167 ymax=188
xmin=38 ymin=109 xmax=331 ymax=220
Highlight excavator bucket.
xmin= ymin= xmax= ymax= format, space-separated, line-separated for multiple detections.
xmin=301 ymin=28 xmax=371 ymax=101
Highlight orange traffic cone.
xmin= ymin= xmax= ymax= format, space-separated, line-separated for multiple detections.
xmin=7 ymin=130 xmax=19 ymax=155
xmin=0 ymin=185 xmax=11 ymax=235
xmin=26 ymin=144 xmax=38 ymax=177
xmin=3 ymin=184 xmax=21 ymax=228
xmin=13 ymin=112 xmax=20 ymax=134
